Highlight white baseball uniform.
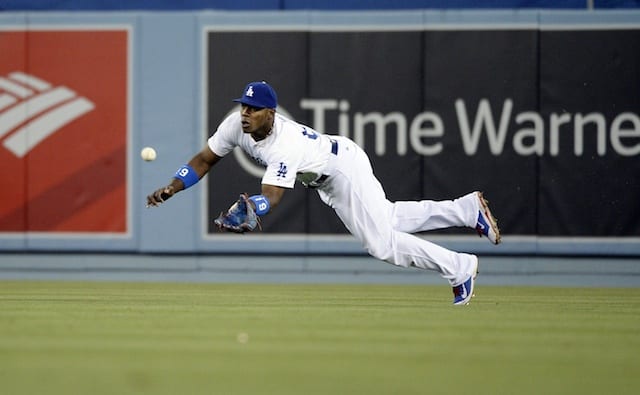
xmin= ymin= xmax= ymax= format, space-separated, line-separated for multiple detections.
xmin=209 ymin=112 xmax=479 ymax=286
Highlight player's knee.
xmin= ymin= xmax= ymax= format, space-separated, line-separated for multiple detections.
xmin=368 ymin=248 xmax=393 ymax=263
xmin=366 ymin=240 xmax=405 ymax=266
xmin=367 ymin=245 xmax=393 ymax=262
xmin=364 ymin=233 xmax=412 ymax=268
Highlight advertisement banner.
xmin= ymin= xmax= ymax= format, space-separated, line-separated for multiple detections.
xmin=538 ymin=30 xmax=640 ymax=236
xmin=206 ymin=28 xmax=640 ymax=237
xmin=0 ymin=29 xmax=129 ymax=233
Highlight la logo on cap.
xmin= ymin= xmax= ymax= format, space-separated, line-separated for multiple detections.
xmin=232 ymin=81 xmax=277 ymax=109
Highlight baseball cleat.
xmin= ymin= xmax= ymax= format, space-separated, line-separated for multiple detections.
xmin=475 ymin=192 xmax=501 ymax=245
xmin=452 ymin=258 xmax=479 ymax=306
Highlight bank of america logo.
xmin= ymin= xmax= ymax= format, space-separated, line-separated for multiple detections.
xmin=0 ymin=72 xmax=95 ymax=158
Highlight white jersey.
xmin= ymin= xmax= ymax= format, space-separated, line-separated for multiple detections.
xmin=208 ymin=112 xmax=334 ymax=188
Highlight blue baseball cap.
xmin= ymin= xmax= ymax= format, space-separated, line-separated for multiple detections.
xmin=233 ymin=81 xmax=278 ymax=109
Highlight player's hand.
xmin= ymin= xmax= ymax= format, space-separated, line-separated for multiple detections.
xmin=213 ymin=193 xmax=261 ymax=233
xmin=146 ymin=185 xmax=175 ymax=207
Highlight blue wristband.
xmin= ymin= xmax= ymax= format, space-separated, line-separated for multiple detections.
xmin=174 ymin=164 xmax=199 ymax=189
xmin=249 ymin=195 xmax=270 ymax=216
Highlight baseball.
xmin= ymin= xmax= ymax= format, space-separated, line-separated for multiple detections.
xmin=236 ymin=332 xmax=249 ymax=344
xmin=140 ymin=147 xmax=157 ymax=161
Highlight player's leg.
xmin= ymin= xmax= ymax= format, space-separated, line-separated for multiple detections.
xmin=390 ymin=193 xmax=478 ymax=233
xmin=317 ymin=139 xmax=477 ymax=287
xmin=391 ymin=192 xmax=501 ymax=245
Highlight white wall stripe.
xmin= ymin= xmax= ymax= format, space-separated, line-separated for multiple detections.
xmin=3 ymin=97 xmax=95 ymax=157
xmin=0 ymin=86 xmax=76 ymax=139
xmin=0 ymin=77 xmax=34 ymax=98
xmin=0 ymin=94 xmax=17 ymax=111
xmin=9 ymin=72 xmax=52 ymax=91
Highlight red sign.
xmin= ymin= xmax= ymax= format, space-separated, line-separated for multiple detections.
xmin=0 ymin=30 xmax=129 ymax=233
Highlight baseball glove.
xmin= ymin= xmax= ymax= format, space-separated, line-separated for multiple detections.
xmin=214 ymin=193 xmax=260 ymax=233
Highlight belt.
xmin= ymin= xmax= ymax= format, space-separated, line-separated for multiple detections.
xmin=308 ymin=139 xmax=338 ymax=189
xmin=330 ymin=138 xmax=338 ymax=155
xmin=311 ymin=174 xmax=329 ymax=187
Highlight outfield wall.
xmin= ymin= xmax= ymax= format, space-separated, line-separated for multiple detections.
xmin=0 ymin=10 xmax=639 ymax=257
xmin=3 ymin=0 xmax=640 ymax=11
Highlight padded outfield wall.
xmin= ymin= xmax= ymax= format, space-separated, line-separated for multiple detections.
xmin=0 ymin=10 xmax=639 ymax=256
xmin=1 ymin=0 xmax=640 ymax=10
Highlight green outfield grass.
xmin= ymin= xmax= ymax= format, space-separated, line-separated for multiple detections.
xmin=1 ymin=281 xmax=638 ymax=395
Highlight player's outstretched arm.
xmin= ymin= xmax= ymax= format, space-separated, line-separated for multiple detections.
xmin=146 ymin=146 xmax=221 ymax=207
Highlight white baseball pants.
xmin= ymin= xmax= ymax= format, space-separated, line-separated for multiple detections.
xmin=317 ymin=136 xmax=479 ymax=286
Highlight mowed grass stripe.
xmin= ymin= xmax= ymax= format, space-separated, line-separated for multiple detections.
xmin=1 ymin=281 xmax=638 ymax=395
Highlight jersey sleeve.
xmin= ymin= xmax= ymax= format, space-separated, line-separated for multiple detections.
xmin=261 ymin=160 xmax=297 ymax=189
xmin=207 ymin=112 xmax=241 ymax=157
xmin=261 ymin=138 xmax=303 ymax=189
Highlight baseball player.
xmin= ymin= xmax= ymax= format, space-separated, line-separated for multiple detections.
xmin=147 ymin=81 xmax=501 ymax=305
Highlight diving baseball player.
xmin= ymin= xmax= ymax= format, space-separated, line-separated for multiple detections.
xmin=147 ymin=81 xmax=501 ymax=305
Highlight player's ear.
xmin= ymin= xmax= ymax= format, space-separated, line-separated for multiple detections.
xmin=266 ymin=108 xmax=275 ymax=121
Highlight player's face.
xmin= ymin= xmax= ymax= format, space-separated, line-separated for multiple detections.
xmin=240 ymin=105 xmax=274 ymax=140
